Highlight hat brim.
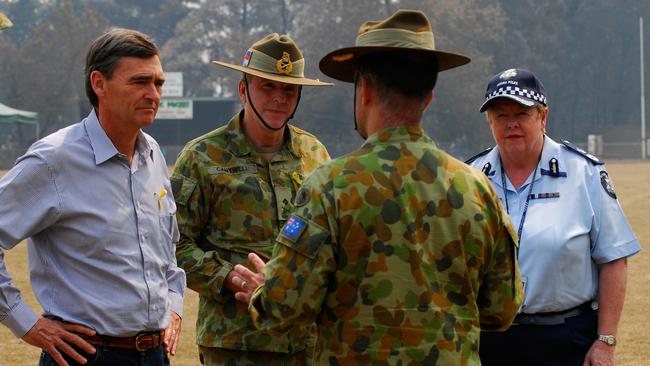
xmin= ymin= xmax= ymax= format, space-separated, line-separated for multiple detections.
xmin=212 ymin=61 xmax=333 ymax=86
xmin=318 ymin=46 xmax=470 ymax=83
xmin=479 ymin=94 xmax=539 ymax=113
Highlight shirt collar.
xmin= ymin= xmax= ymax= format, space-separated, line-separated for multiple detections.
xmin=85 ymin=109 xmax=119 ymax=165
xmin=84 ymin=109 xmax=154 ymax=165
xmin=362 ymin=125 xmax=431 ymax=148
xmin=489 ymin=135 xmax=563 ymax=191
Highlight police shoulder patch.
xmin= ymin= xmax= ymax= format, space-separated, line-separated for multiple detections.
xmin=281 ymin=215 xmax=308 ymax=242
xmin=465 ymin=147 xmax=494 ymax=165
xmin=561 ymin=140 xmax=604 ymax=165
xmin=600 ymin=170 xmax=617 ymax=199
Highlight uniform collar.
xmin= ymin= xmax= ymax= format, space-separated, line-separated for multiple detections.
xmin=225 ymin=110 xmax=302 ymax=161
xmin=85 ymin=109 xmax=153 ymax=166
xmin=483 ymin=135 xmax=564 ymax=191
xmin=362 ymin=125 xmax=431 ymax=148
xmin=538 ymin=135 xmax=566 ymax=177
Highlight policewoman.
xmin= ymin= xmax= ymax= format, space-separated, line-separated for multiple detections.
xmin=467 ymin=68 xmax=640 ymax=365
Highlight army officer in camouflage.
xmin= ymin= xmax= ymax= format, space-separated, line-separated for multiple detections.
xmin=233 ymin=9 xmax=524 ymax=365
xmin=171 ymin=33 xmax=331 ymax=365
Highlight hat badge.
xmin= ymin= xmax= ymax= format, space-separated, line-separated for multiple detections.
xmin=276 ymin=51 xmax=293 ymax=75
xmin=500 ymin=69 xmax=517 ymax=79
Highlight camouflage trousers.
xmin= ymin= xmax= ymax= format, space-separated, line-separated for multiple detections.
xmin=198 ymin=346 xmax=310 ymax=366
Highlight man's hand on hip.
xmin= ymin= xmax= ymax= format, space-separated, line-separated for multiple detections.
xmin=22 ymin=317 xmax=96 ymax=366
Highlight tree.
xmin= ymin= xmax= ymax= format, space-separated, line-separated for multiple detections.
xmin=1 ymin=0 xmax=108 ymax=138
xmin=161 ymin=0 xmax=307 ymax=98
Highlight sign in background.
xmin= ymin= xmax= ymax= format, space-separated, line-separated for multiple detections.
xmin=163 ymin=72 xmax=183 ymax=97
xmin=157 ymin=99 xmax=193 ymax=119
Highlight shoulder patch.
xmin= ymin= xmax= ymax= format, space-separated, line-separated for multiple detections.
xmin=281 ymin=215 xmax=308 ymax=242
xmin=561 ymin=140 xmax=604 ymax=165
xmin=465 ymin=147 xmax=494 ymax=165
xmin=600 ymin=171 xmax=617 ymax=199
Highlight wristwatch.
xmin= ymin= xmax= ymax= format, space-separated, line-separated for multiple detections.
xmin=598 ymin=335 xmax=617 ymax=346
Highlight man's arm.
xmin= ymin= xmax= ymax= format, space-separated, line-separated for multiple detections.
xmin=583 ymin=258 xmax=627 ymax=366
xmin=248 ymin=223 xmax=334 ymax=333
xmin=171 ymin=148 xmax=239 ymax=300
xmin=476 ymin=182 xmax=523 ymax=331
xmin=0 ymin=154 xmax=95 ymax=365
xmin=163 ymin=209 xmax=185 ymax=356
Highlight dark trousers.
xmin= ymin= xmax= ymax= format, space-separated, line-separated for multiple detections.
xmin=480 ymin=311 xmax=598 ymax=366
xmin=38 ymin=345 xmax=169 ymax=366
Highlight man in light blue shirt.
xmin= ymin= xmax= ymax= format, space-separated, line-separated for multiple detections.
xmin=0 ymin=28 xmax=185 ymax=366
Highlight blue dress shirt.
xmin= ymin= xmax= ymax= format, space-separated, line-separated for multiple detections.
xmin=469 ymin=136 xmax=640 ymax=314
xmin=0 ymin=110 xmax=186 ymax=337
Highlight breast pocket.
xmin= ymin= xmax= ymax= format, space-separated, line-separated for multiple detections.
xmin=210 ymin=171 xmax=270 ymax=244
xmin=158 ymin=197 xmax=178 ymax=262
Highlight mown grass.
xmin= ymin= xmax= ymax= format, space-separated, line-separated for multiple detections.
xmin=1 ymin=160 xmax=648 ymax=365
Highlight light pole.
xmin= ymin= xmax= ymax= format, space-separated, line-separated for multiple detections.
xmin=641 ymin=17 xmax=646 ymax=160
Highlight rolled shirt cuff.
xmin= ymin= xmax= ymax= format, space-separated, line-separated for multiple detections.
xmin=593 ymin=239 xmax=641 ymax=264
xmin=1 ymin=301 xmax=39 ymax=338
xmin=168 ymin=291 xmax=184 ymax=318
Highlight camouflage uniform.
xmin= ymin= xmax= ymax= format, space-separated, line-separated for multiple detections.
xmin=171 ymin=111 xmax=330 ymax=364
xmin=250 ymin=126 xmax=523 ymax=365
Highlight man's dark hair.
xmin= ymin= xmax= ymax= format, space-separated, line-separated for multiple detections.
xmin=85 ymin=28 xmax=159 ymax=108
xmin=356 ymin=52 xmax=438 ymax=105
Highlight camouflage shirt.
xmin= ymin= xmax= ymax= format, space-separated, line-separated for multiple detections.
xmin=250 ymin=126 xmax=523 ymax=365
xmin=171 ymin=111 xmax=330 ymax=352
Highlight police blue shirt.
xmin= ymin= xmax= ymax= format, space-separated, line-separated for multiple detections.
xmin=0 ymin=110 xmax=186 ymax=338
xmin=468 ymin=136 xmax=640 ymax=314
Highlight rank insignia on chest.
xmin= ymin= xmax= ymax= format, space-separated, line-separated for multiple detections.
xmin=282 ymin=215 xmax=308 ymax=242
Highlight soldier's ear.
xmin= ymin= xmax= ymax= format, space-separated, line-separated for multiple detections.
xmin=422 ymin=90 xmax=433 ymax=110
xmin=238 ymin=78 xmax=247 ymax=104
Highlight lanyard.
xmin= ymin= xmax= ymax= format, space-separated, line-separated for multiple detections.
xmin=500 ymin=156 xmax=541 ymax=248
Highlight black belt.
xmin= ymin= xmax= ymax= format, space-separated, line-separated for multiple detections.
xmin=513 ymin=302 xmax=596 ymax=326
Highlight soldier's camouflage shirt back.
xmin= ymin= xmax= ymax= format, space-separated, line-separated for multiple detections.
xmin=250 ymin=126 xmax=523 ymax=365
xmin=171 ymin=111 xmax=330 ymax=353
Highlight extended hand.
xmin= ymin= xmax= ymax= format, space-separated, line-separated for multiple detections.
xmin=233 ymin=252 xmax=266 ymax=303
xmin=22 ymin=317 xmax=96 ymax=366
xmin=163 ymin=311 xmax=182 ymax=356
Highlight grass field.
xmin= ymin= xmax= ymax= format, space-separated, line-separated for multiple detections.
xmin=0 ymin=160 xmax=648 ymax=365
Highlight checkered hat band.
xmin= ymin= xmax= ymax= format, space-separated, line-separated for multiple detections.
xmin=486 ymin=86 xmax=547 ymax=105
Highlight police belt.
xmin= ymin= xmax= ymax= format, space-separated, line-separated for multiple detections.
xmin=513 ymin=302 xmax=596 ymax=326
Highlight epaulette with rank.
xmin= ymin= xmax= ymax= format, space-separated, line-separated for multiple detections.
xmin=464 ymin=147 xmax=494 ymax=165
xmin=560 ymin=140 xmax=604 ymax=165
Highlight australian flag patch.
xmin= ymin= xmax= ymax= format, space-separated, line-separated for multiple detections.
xmin=282 ymin=215 xmax=308 ymax=242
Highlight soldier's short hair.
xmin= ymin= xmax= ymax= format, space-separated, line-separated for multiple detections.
xmin=85 ymin=28 xmax=160 ymax=108
xmin=356 ymin=52 xmax=438 ymax=105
